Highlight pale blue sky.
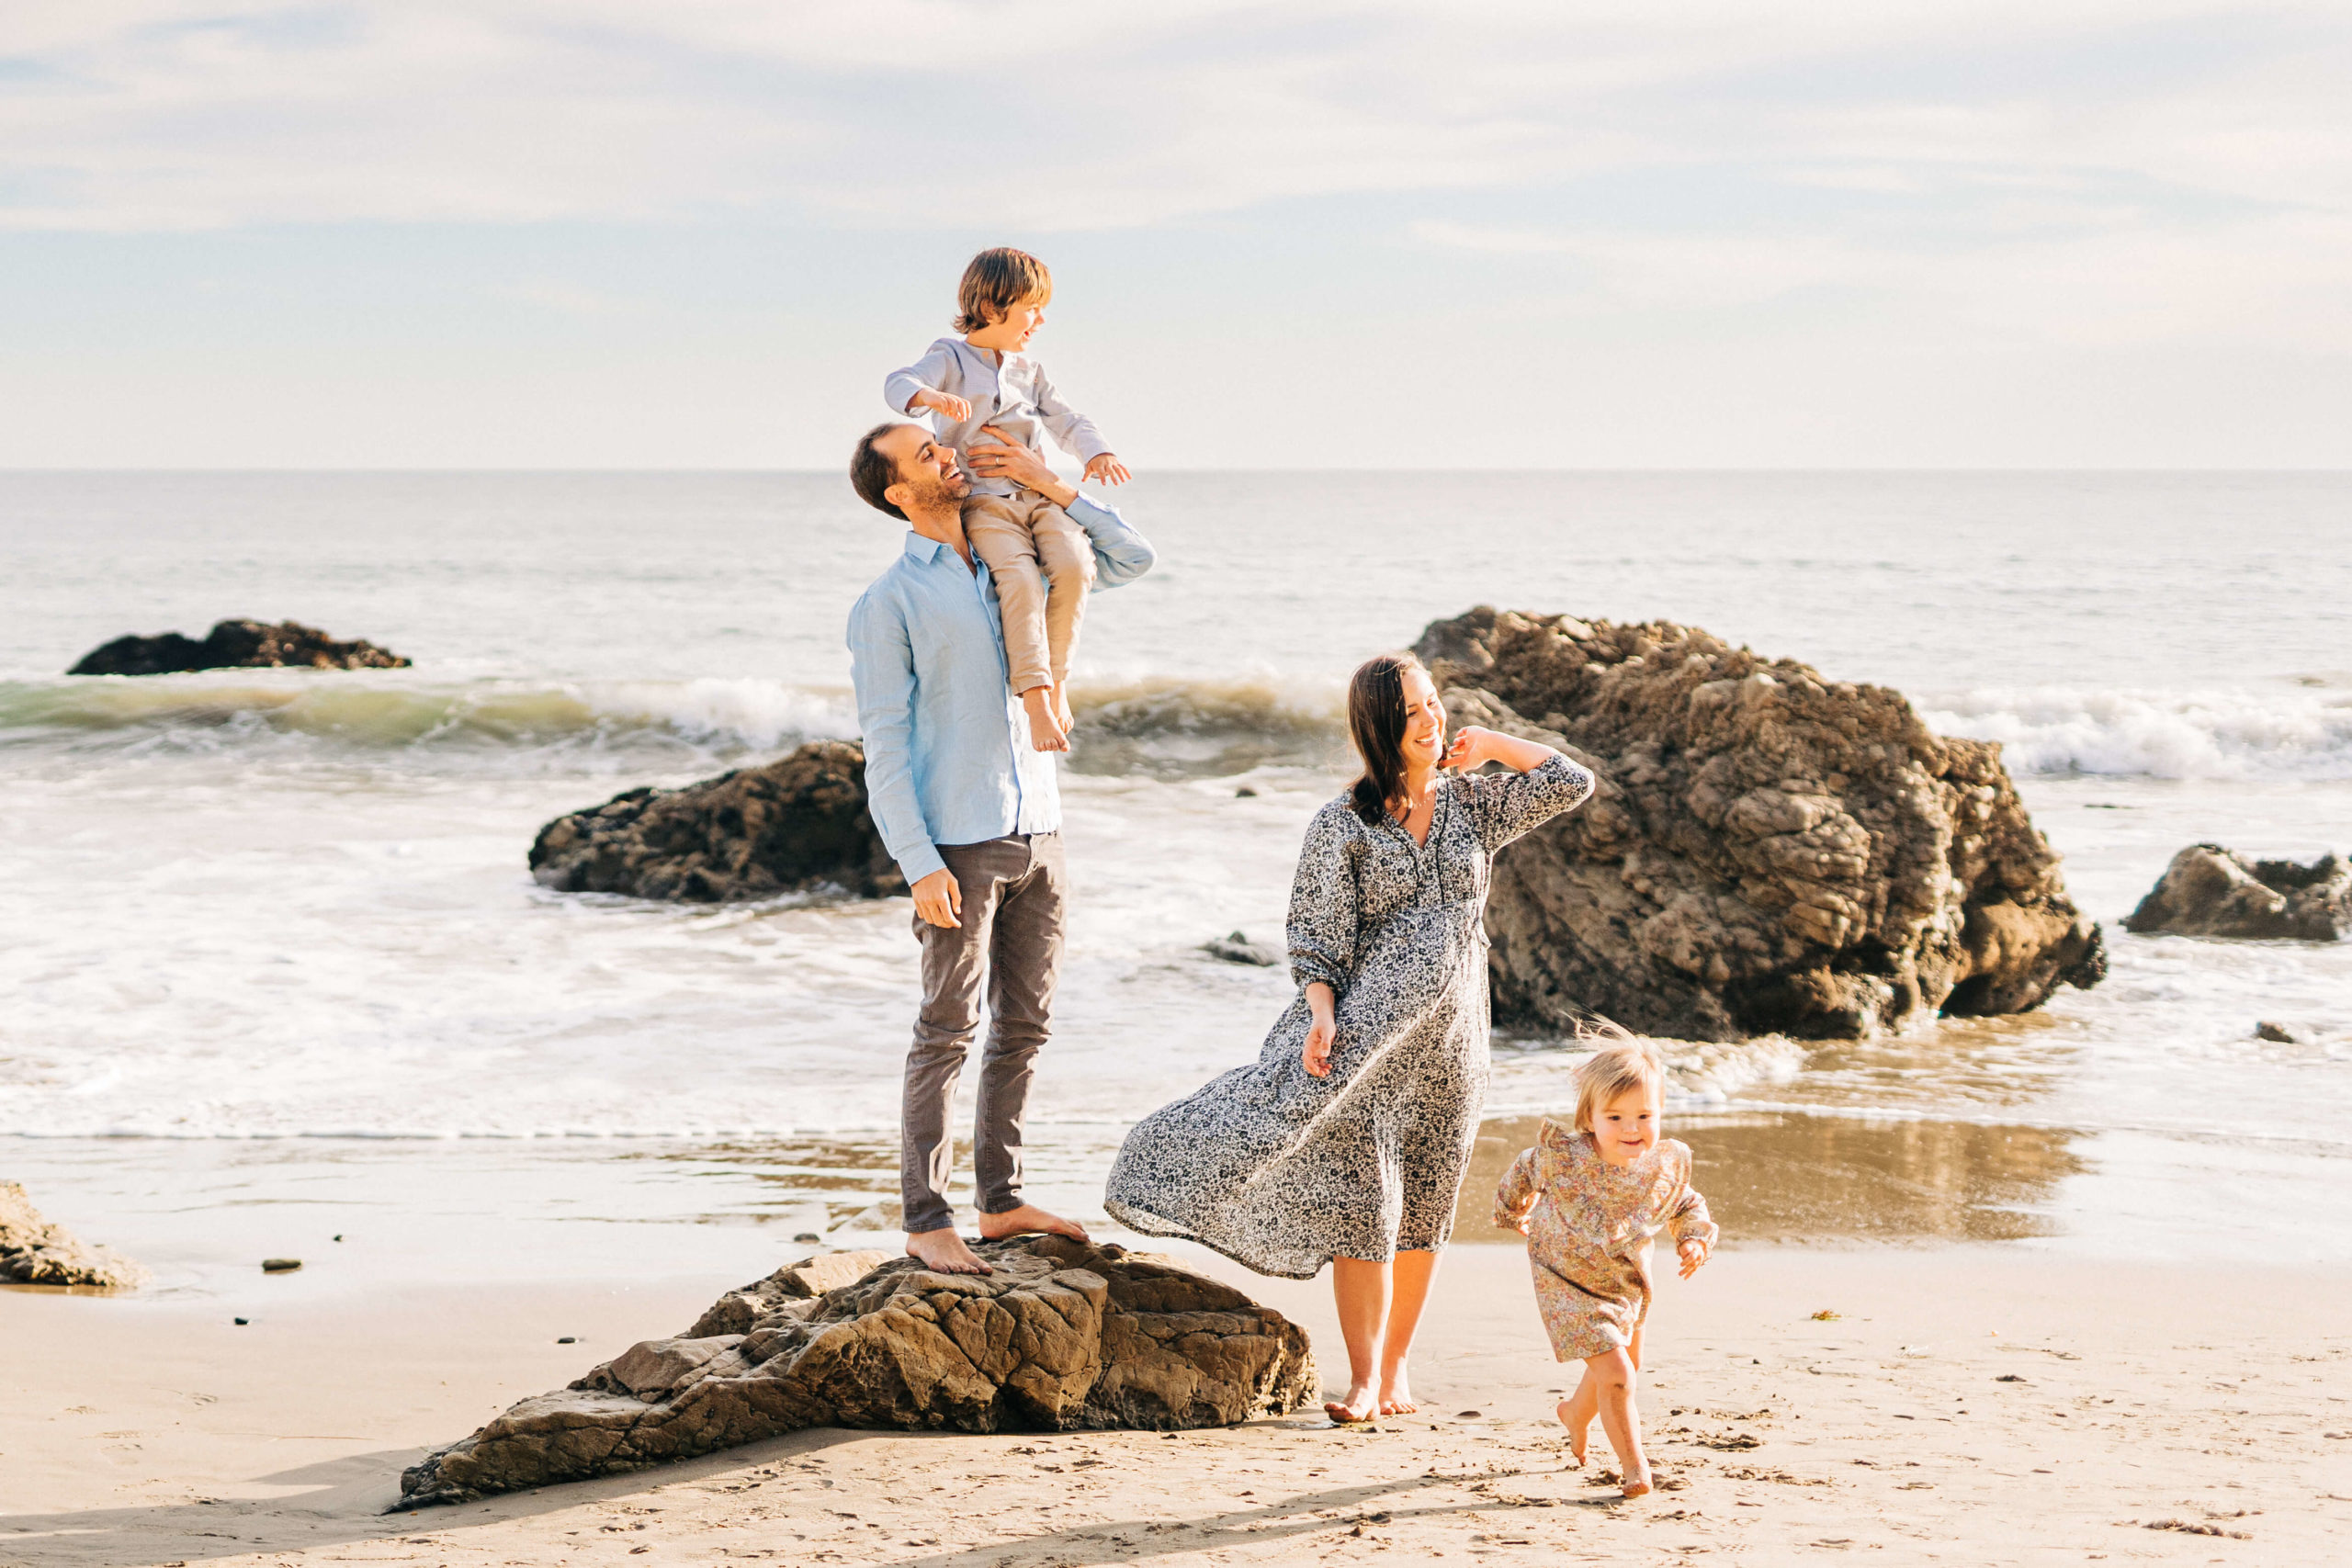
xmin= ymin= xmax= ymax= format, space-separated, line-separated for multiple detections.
xmin=3 ymin=2 xmax=2348 ymax=468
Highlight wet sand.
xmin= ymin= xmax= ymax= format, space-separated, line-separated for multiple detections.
xmin=7 ymin=1241 xmax=2351 ymax=1566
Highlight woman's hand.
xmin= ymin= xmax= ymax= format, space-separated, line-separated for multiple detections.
xmin=1443 ymin=724 xmax=1559 ymax=774
xmin=1442 ymin=726 xmax=1495 ymax=772
xmin=1302 ymin=983 xmax=1338 ymax=1077
xmin=1678 ymin=1235 xmax=1712 ymax=1279
xmin=966 ymin=425 xmax=1077 ymax=508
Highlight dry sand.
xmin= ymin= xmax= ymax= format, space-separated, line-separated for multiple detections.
xmin=7 ymin=1242 xmax=2351 ymax=1567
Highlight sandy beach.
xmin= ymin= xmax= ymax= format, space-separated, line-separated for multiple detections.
xmin=8 ymin=1238 xmax=2349 ymax=1567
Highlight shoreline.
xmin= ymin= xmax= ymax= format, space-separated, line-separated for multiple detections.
xmin=6 ymin=1242 xmax=2349 ymax=1564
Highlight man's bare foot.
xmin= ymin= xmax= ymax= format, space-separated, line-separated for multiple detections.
xmin=1052 ymin=683 xmax=1076 ymax=737
xmin=1620 ymin=1465 xmax=1654 ymax=1499
xmin=976 ymin=1202 xmax=1089 ymax=1243
xmin=1021 ymin=686 xmax=1069 ymax=751
xmin=905 ymin=1228 xmax=991 ymax=1275
xmin=1557 ymin=1398 xmax=1589 ymax=1466
xmin=1325 ymin=1382 xmax=1377 ymax=1424
xmin=1377 ymin=1373 xmax=1418 ymax=1416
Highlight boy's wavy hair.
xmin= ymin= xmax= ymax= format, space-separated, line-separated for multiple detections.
xmin=955 ymin=247 xmax=1054 ymax=334
xmin=1571 ymin=1022 xmax=1666 ymax=1134
xmin=1345 ymin=652 xmax=1429 ymax=828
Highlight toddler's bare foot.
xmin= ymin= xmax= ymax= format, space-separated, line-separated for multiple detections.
xmin=1325 ymin=1382 xmax=1377 ymax=1424
xmin=1052 ymin=683 xmax=1076 ymax=736
xmin=1556 ymin=1399 xmax=1589 ymax=1466
xmin=1378 ymin=1373 xmax=1418 ymax=1416
xmin=976 ymin=1203 xmax=1089 ymax=1244
xmin=1620 ymin=1465 xmax=1654 ymax=1499
xmin=905 ymin=1229 xmax=991 ymax=1275
xmin=1021 ymin=686 xmax=1069 ymax=751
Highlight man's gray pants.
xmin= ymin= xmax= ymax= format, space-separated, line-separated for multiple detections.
xmin=901 ymin=831 xmax=1066 ymax=1236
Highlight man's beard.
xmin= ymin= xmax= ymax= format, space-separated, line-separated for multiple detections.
xmin=903 ymin=471 xmax=968 ymax=511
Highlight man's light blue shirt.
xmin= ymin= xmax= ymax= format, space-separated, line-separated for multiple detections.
xmin=847 ymin=493 xmax=1156 ymax=886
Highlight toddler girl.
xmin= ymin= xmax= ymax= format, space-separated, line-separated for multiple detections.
xmin=1495 ymin=1037 xmax=1716 ymax=1497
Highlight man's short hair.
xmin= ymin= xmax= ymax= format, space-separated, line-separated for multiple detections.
xmin=851 ymin=422 xmax=909 ymax=521
xmin=954 ymin=247 xmax=1053 ymax=335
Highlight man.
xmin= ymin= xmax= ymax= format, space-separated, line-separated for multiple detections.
xmin=846 ymin=421 xmax=1157 ymax=1275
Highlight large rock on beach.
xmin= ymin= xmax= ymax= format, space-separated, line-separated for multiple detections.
xmin=528 ymin=739 xmax=904 ymax=902
xmin=0 ymin=1181 xmax=146 ymax=1289
xmin=68 ymin=618 xmax=410 ymax=675
xmin=1416 ymin=607 xmax=2105 ymax=1042
xmin=2123 ymin=844 xmax=2351 ymax=942
xmin=395 ymin=1236 xmax=1316 ymax=1508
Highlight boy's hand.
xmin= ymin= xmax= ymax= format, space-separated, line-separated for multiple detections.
xmin=911 ymin=867 xmax=962 ymax=929
xmin=910 ymin=388 xmax=971 ymax=423
xmin=1678 ymin=1236 xmax=1711 ymax=1279
xmin=1083 ymin=453 xmax=1132 ymax=486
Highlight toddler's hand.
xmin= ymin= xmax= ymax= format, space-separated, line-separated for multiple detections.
xmin=1084 ymin=453 xmax=1132 ymax=486
xmin=911 ymin=388 xmax=972 ymax=423
xmin=1678 ymin=1237 xmax=1711 ymax=1279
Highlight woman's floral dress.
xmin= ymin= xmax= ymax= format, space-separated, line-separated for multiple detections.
xmin=1493 ymin=1118 xmax=1717 ymax=1361
xmin=1104 ymin=754 xmax=1593 ymax=1279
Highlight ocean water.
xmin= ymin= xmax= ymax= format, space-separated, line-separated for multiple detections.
xmin=3 ymin=471 xmax=2349 ymax=1277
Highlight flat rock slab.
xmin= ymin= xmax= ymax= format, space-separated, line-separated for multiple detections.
xmin=395 ymin=1235 xmax=1316 ymax=1509
xmin=2124 ymin=843 xmax=2350 ymax=942
xmin=527 ymin=739 xmax=903 ymax=902
xmin=68 ymin=618 xmax=410 ymax=675
xmin=0 ymin=1181 xmax=146 ymax=1289
xmin=1417 ymin=608 xmax=2104 ymax=1042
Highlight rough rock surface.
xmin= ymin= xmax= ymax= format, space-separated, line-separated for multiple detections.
xmin=68 ymin=618 xmax=410 ymax=675
xmin=2122 ymin=844 xmax=2351 ymax=942
xmin=528 ymin=740 xmax=904 ymax=902
xmin=396 ymin=1236 xmax=1316 ymax=1508
xmin=0 ymin=1181 xmax=146 ymax=1289
xmin=1415 ymin=608 xmax=2105 ymax=1042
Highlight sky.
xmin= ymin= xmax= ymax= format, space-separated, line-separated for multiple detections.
xmin=3 ymin=2 xmax=2349 ymax=469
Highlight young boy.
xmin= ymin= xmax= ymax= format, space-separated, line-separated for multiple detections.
xmin=883 ymin=247 xmax=1130 ymax=750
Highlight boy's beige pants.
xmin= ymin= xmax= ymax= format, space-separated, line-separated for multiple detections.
xmin=964 ymin=491 xmax=1096 ymax=694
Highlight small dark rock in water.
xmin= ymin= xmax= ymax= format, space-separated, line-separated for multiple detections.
xmin=262 ymin=1258 xmax=302 ymax=1273
xmin=1204 ymin=931 xmax=1280 ymax=966
xmin=792 ymin=1232 xmax=822 ymax=1244
xmin=0 ymin=1181 xmax=146 ymax=1289
xmin=396 ymin=1236 xmax=1316 ymax=1508
xmin=528 ymin=740 xmax=903 ymax=903
xmin=69 ymin=618 xmax=411 ymax=676
xmin=234 ymin=1316 xmax=249 ymax=1325
xmin=557 ymin=1336 xmax=578 ymax=1345
xmin=2124 ymin=845 xmax=2351 ymax=942
xmin=1236 ymin=786 xmax=1259 ymax=797
xmin=2255 ymin=1021 xmax=2311 ymax=1044
xmin=334 ymin=1234 xmax=344 ymax=1242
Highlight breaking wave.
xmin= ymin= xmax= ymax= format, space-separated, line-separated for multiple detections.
xmin=1923 ymin=683 xmax=2352 ymax=781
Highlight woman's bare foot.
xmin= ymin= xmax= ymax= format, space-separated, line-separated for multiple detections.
xmin=1021 ymin=686 xmax=1069 ymax=751
xmin=1377 ymin=1372 xmax=1418 ymax=1416
xmin=976 ymin=1203 xmax=1089 ymax=1243
xmin=1620 ymin=1467 xmax=1654 ymax=1499
xmin=1325 ymin=1382 xmax=1377 ymax=1424
xmin=1556 ymin=1399 xmax=1589 ymax=1466
xmin=905 ymin=1229 xmax=991 ymax=1275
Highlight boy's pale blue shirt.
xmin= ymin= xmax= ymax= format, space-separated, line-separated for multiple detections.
xmin=883 ymin=338 xmax=1112 ymax=499
xmin=846 ymin=493 xmax=1155 ymax=886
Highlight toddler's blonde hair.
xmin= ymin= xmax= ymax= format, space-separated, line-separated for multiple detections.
xmin=1572 ymin=1028 xmax=1667 ymax=1134
xmin=954 ymin=247 xmax=1053 ymax=334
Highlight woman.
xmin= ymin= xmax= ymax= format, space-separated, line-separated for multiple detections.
xmin=1105 ymin=652 xmax=1594 ymax=1421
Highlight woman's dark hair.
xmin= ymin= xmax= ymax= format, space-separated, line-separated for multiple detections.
xmin=1346 ymin=652 xmax=1428 ymax=826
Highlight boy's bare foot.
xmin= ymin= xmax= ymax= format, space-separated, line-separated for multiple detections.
xmin=1557 ymin=1398 xmax=1589 ymax=1466
xmin=1377 ymin=1372 xmax=1418 ymax=1416
xmin=1052 ymin=683 xmax=1076 ymax=737
xmin=1021 ymin=686 xmax=1069 ymax=751
xmin=1325 ymin=1382 xmax=1377 ymax=1424
xmin=976 ymin=1203 xmax=1089 ymax=1243
xmin=905 ymin=1229 xmax=991 ymax=1275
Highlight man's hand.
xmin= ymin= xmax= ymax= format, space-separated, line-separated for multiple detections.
xmin=1678 ymin=1236 xmax=1712 ymax=1279
xmin=966 ymin=425 xmax=1076 ymax=508
xmin=912 ymin=867 xmax=963 ymax=929
xmin=1083 ymin=453 xmax=1132 ymax=486
xmin=909 ymin=388 xmax=971 ymax=423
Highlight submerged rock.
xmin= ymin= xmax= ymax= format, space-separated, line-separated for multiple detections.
xmin=528 ymin=740 xmax=904 ymax=902
xmin=395 ymin=1236 xmax=1316 ymax=1508
xmin=1415 ymin=607 xmax=2104 ymax=1042
xmin=1204 ymin=931 xmax=1281 ymax=966
xmin=68 ymin=618 xmax=410 ymax=675
xmin=0 ymin=1181 xmax=146 ymax=1289
xmin=2123 ymin=844 xmax=2351 ymax=942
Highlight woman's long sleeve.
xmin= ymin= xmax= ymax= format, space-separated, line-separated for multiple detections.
xmin=1467 ymin=752 xmax=1596 ymax=853
xmin=1285 ymin=806 xmax=1363 ymax=995
xmin=1494 ymin=1147 xmax=1541 ymax=1232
